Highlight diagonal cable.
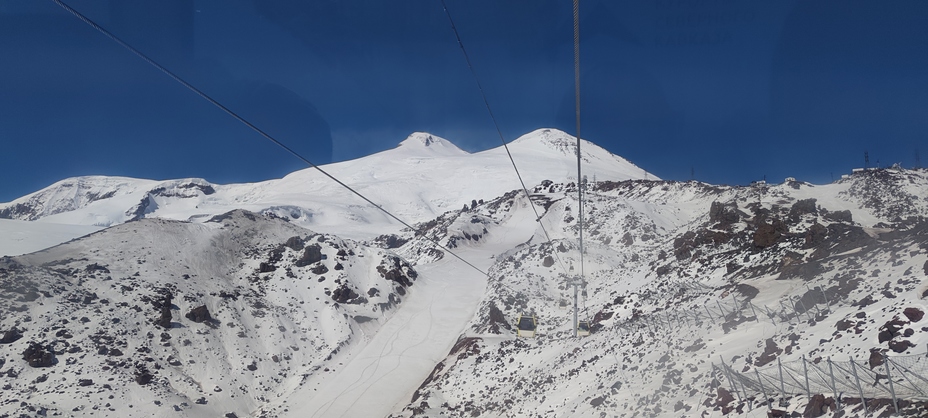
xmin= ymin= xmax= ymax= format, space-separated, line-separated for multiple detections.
xmin=50 ymin=0 xmax=488 ymax=277
xmin=440 ymin=0 xmax=569 ymax=276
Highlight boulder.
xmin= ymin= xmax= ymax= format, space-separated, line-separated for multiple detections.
xmin=185 ymin=305 xmax=212 ymax=323
xmin=22 ymin=342 xmax=56 ymax=368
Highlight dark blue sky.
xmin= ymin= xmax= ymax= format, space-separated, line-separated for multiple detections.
xmin=1 ymin=0 xmax=926 ymax=202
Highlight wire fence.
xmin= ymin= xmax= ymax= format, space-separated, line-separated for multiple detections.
xmin=611 ymin=280 xmax=833 ymax=338
xmin=606 ymin=280 xmax=928 ymax=413
xmin=716 ymin=350 xmax=928 ymax=414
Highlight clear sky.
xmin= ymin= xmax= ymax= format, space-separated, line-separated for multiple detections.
xmin=1 ymin=0 xmax=926 ymax=202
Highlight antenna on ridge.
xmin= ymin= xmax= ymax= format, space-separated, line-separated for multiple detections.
xmin=864 ymin=151 xmax=870 ymax=169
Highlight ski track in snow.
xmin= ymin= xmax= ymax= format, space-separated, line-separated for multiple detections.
xmin=285 ymin=199 xmax=538 ymax=418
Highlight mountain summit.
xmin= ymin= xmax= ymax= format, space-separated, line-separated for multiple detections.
xmin=0 ymin=130 xmax=652 ymax=238
xmin=395 ymin=132 xmax=467 ymax=156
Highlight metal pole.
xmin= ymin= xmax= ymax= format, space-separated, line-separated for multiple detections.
xmin=818 ymin=286 xmax=831 ymax=311
xmin=796 ymin=297 xmax=814 ymax=321
xmin=756 ymin=368 xmax=772 ymax=411
xmin=704 ymin=304 xmax=713 ymax=322
xmin=573 ymin=282 xmax=579 ymax=338
xmin=802 ymin=355 xmax=811 ymax=399
xmin=716 ymin=300 xmax=727 ymax=317
xmin=778 ymin=358 xmax=786 ymax=398
xmin=849 ymin=357 xmax=867 ymax=415
xmin=749 ymin=303 xmax=759 ymax=323
xmin=882 ymin=353 xmax=899 ymax=414
xmin=828 ymin=358 xmax=840 ymax=411
xmin=890 ymin=357 xmax=927 ymax=396
xmin=764 ymin=305 xmax=776 ymax=325
xmin=720 ymin=356 xmax=742 ymax=401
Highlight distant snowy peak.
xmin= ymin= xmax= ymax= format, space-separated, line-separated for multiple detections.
xmin=395 ymin=132 xmax=468 ymax=156
xmin=0 ymin=176 xmax=217 ymax=224
xmin=508 ymin=128 xmax=659 ymax=180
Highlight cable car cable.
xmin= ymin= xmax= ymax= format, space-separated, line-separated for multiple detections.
xmin=440 ymin=0 xmax=570 ymax=277
xmin=50 ymin=0 xmax=489 ymax=277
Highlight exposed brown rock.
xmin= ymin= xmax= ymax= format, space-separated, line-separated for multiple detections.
xmin=185 ymin=305 xmax=212 ymax=323
xmin=903 ymin=307 xmax=924 ymax=322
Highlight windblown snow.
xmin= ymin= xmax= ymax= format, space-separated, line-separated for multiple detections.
xmin=1 ymin=129 xmax=927 ymax=418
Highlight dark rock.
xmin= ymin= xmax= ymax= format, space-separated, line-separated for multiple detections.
xmin=735 ymin=284 xmax=759 ymax=301
xmin=22 ymin=342 xmax=56 ymax=368
xmin=803 ymin=223 xmax=827 ymax=248
xmin=311 ymin=264 xmax=329 ymax=275
xmin=135 ymin=364 xmax=154 ymax=385
xmin=332 ymin=285 xmax=359 ymax=304
xmin=789 ymin=198 xmax=818 ymax=218
xmin=888 ymin=340 xmax=915 ymax=353
xmin=284 ymin=236 xmax=305 ymax=251
xmin=78 ymin=379 xmax=94 ymax=387
xmin=542 ymin=256 xmax=554 ymax=267
xmin=754 ymin=219 xmax=787 ymax=248
xmin=258 ymin=263 xmax=276 ymax=273
xmin=295 ymin=244 xmax=323 ymax=267
xmin=868 ymin=349 xmax=884 ymax=369
xmin=835 ymin=319 xmax=854 ymax=332
xmin=823 ymin=210 xmax=853 ymax=223
xmin=878 ymin=318 xmax=907 ymax=343
xmin=185 ymin=305 xmax=212 ymax=323
xmin=802 ymin=394 xmax=827 ymax=418
xmin=375 ymin=234 xmax=408 ymax=249
xmin=85 ymin=263 xmax=110 ymax=274
xmin=155 ymin=292 xmax=173 ymax=329
xmin=755 ymin=338 xmax=781 ymax=367
xmin=903 ymin=307 xmax=924 ymax=322
xmin=709 ymin=201 xmax=741 ymax=225
xmin=0 ymin=328 xmax=23 ymax=344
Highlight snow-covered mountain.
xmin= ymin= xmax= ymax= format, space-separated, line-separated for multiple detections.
xmin=0 ymin=129 xmax=654 ymax=240
xmin=1 ymin=130 xmax=927 ymax=417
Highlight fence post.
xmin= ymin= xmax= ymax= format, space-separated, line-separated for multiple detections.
xmin=720 ymin=356 xmax=742 ymax=401
xmin=764 ymin=305 xmax=776 ymax=325
xmin=704 ymin=304 xmax=714 ymax=323
xmin=796 ymin=297 xmax=814 ymax=322
xmin=778 ymin=299 xmax=792 ymax=322
xmin=818 ymin=286 xmax=831 ymax=311
xmin=748 ymin=303 xmax=759 ymax=323
xmin=777 ymin=358 xmax=786 ymax=399
xmin=827 ymin=358 xmax=840 ymax=411
xmin=717 ymin=300 xmax=727 ymax=317
xmin=802 ymin=355 xmax=811 ymax=399
xmin=849 ymin=357 xmax=867 ymax=415
xmin=882 ymin=352 xmax=899 ymax=414
xmin=756 ymin=368 xmax=772 ymax=411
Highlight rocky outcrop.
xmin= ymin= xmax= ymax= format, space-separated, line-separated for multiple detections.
xmin=22 ymin=342 xmax=56 ymax=368
xmin=185 ymin=305 xmax=213 ymax=323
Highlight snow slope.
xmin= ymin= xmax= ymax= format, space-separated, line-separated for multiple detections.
xmin=0 ymin=219 xmax=101 ymax=257
xmin=2 ymin=131 xmax=927 ymax=417
xmin=0 ymin=129 xmax=656 ymax=241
